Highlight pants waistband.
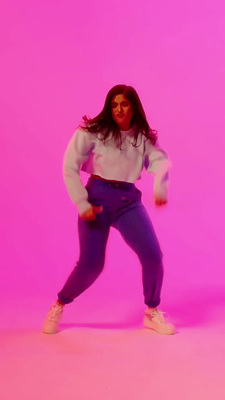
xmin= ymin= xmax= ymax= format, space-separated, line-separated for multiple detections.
xmin=90 ymin=174 xmax=134 ymax=189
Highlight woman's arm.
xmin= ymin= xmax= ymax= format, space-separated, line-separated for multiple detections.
xmin=144 ymin=141 xmax=172 ymax=205
xmin=63 ymin=128 xmax=94 ymax=215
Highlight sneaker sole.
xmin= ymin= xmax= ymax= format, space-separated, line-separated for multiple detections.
xmin=143 ymin=315 xmax=176 ymax=335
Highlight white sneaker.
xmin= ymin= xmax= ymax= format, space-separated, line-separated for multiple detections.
xmin=143 ymin=308 xmax=176 ymax=335
xmin=42 ymin=301 xmax=64 ymax=334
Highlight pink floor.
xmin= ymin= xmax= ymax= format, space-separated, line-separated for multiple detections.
xmin=1 ymin=285 xmax=225 ymax=400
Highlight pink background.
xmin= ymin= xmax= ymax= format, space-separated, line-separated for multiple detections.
xmin=1 ymin=0 xmax=224 ymax=303
xmin=1 ymin=1 xmax=225 ymax=399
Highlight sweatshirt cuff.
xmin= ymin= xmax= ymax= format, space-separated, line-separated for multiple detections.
xmin=76 ymin=199 xmax=92 ymax=216
xmin=153 ymin=176 xmax=169 ymax=201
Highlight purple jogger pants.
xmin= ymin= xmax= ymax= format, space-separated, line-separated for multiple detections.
xmin=58 ymin=175 xmax=164 ymax=307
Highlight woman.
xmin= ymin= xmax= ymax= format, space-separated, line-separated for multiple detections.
xmin=42 ymin=84 xmax=175 ymax=335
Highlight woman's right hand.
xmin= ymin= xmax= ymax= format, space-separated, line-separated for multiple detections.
xmin=80 ymin=205 xmax=103 ymax=220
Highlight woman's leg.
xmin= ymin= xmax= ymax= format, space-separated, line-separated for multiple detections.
xmin=113 ymin=202 xmax=163 ymax=308
xmin=43 ymin=203 xmax=111 ymax=334
xmin=58 ymin=211 xmax=111 ymax=304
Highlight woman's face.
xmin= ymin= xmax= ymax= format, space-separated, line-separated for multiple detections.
xmin=111 ymin=94 xmax=133 ymax=131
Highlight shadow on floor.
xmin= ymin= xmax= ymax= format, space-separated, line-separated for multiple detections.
xmin=164 ymin=285 xmax=225 ymax=328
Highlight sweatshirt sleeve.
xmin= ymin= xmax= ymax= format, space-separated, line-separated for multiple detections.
xmin=144 ymin=140 xmax=172 ymax=201
xmin=63 ymin=128 xmax=94 ymax=215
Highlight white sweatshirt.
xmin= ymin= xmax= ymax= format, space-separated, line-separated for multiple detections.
xmin=63 ymin=127 xmax=171 ymax=215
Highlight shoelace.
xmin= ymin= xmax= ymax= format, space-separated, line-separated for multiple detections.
xmin=47 ymin=305 xmax=63 ymax=321
xmin=150 ymin=310 xmax=167 ymax=323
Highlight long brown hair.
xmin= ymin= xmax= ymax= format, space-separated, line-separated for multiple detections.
xmin=81 ymin=84 xmax=158 ymax=147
